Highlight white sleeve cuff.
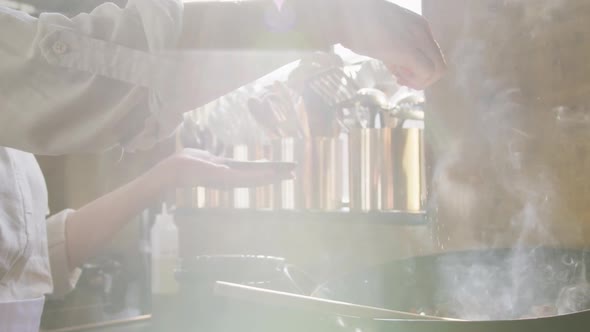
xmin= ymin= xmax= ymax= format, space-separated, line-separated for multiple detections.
xmin=46 ymin=209 xmax=82 ymax=297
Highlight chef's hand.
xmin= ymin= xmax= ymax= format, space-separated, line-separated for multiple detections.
xmin=333 ymin=0 xmax=446 ymax=89
xmin=155 ymin=148 xmax=296 ymax=189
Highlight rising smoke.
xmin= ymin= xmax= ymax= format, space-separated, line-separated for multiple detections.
xmin=430 ymin=0 xmax=590 ymax=319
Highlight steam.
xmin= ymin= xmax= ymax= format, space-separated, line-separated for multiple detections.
xmin=503 ymin=0 xmax=566 ymax=23
xmin=429 ymin=0 xmax=590 ymax=320
xmin=556 ymin=253 xmax=590 ymax=315
xmin=504 ymin=0 xmax=567 ymax=38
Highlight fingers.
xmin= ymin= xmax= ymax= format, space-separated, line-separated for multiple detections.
xmin=181 ymin=148 xmax=216 ymax=161
xmin=196 ymin=164 xmax=294 ymax=189
xmin=379 ymin=6 xmax=446 ymax=90
xmin=213 ymin=160 xmax=296 ymax=188
xmin=385 ymin=28 xmax=445 ymax=90
xmin=210 ymin=167 xmax=295 ymax=189
xmin=387 ymin=48 xmax=444 ymax=90
xmin=413 ymin=24 xmax=447 ymax=88
xmin=222 ymin=160 xmax=297 ymax=173
xmin=180 ymin=153 xmax=296 ymax=189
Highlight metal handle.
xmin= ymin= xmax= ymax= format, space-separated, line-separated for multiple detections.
xmin=214 ymin=281 xmax=455 ymax=321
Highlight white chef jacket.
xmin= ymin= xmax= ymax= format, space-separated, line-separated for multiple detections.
xmin=0 ymin=0 xmax=186 ymax=302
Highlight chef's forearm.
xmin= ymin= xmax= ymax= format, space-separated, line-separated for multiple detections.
xmin=176 ymin=0 xmax=338 ymax=105
xmin=178 ymin=0 xmax=337 ymax=51
xmin=64 ymin=166 xmax=169 ymax=268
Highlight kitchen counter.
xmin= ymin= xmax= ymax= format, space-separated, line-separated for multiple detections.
xmin=44 ymin=316 xmax=151 ymax=332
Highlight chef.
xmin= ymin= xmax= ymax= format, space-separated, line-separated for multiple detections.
xmin=0 ymin=0 xmax=445 ymax=330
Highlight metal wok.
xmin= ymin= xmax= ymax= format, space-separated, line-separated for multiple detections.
xmin=312 ymin=247 xmax=590 ymax=332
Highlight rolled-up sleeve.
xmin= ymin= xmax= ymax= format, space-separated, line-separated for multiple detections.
xmin=0 ymin=0 xmax=185 ymax=155
xmin=46 ymin=209 xmax=81 ymax=297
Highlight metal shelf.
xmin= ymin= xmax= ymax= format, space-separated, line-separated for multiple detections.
xmin=174 ymin=208 xmax=428 ymax=226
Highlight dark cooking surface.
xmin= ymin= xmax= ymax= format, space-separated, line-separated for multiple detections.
xmin=314 ymin=247 xmax=590 ymax=321
xmin=60 ymin=248 xmax=590 ymax=332
xmin=63 ymin=310 xmax=590 ymax=332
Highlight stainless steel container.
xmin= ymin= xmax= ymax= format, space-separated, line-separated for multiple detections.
xmin=232 ymin=144 xmax=274 ymax=210
xmin=271 ymin=137 xmax=344 ymax=211
xmin=348 ymin=127 xmax=426 ymax=212
xmin=190 ymin=187 xmax=231 ymax=209
xmin=177 ymin=127 xmax=425 ymax=212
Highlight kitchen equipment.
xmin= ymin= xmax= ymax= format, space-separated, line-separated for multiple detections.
xmin=271 ymin=137 xmax=344 ymax=211
xmin=310 ymin=247 xmax=590 ymax=331
xmin=211 ymin=247 xmax=590 ymax=331
xmin=41 ymin=257 xmax=135 ymax=330
xmin=348 ymin=129 xmax=380 ymax=211
xmin=355 ymin=88 xmax=389 ymax=129
xmin=334 ymin=309 xmax=590 ymax=332
xmin=179 ymin=187 xmax=231 ymax=209
xmin=351 ymin=88 xmax=425 ymax=129
xmin=302 ymin=67 xmax=358 ymax=137
xmin=150 ymin=204 xmax=179 ymax=296
xmin=152 ymin=255 xmax=324 ymax=332
xmin=227 ymin=144 xmax=275 ymax=209
xmin=214 ymin=281 xmax=453 ymax=321
xmin=348 ymin=127 xmax=426 ymax=212
xmin=179 ymin=118 xmax=226 ymax=155
xmin=305 ymin=67 xmax=358 ymax=109
xmin=177 ymin=49 xmax=430 ymax=215
xmin=175 ymin=255 xmax=313 ymax=294
xmin=58 ymin=310 xmax=590 ymax=332
xmin=152 ymin=248 xmax=590 ymax=332
xmin=246 ymin=97 xmax=284 ymax=139
xmin=247 ymin=82 xmax=305 ymax=139
xmin=177 ymin=125 xmax=426 ymax=213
